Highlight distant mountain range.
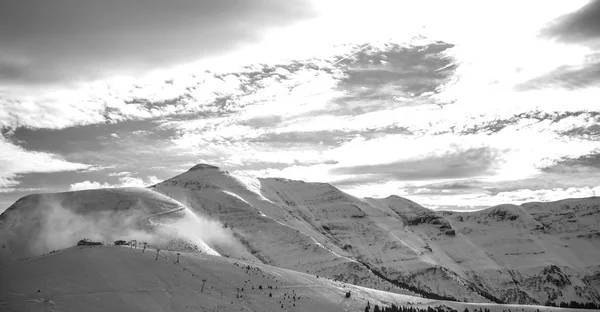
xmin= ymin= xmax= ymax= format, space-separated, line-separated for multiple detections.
xmin=1 ymin=164 xmax=599 ymax=306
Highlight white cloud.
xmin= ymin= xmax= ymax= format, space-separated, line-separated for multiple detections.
xmin=69 ymin=175 xmax=162 ymax=191
xmin=0 ymin=137 xmax=90 ymax=191
xmin=68 ymin=181 xmax=112 ymax=191
xmin=82 ymin=165 xmax=118 ymax=172
xmin=0 ymin=94 xmax=106 ymax=129
xmin=0 ymin=176 xmax=19 ymax=189
xmin=110 ymin=133 xmax=121 ymax=140
xmin=0 ymin=1 xmax=592 ymax=131
xmin=409 ymin=185 xmax=600 ymax=210
xmin=107 ymin=171 xmax=131 ymax=177
xmin=147 ymin=176 xmax=162 ymax=185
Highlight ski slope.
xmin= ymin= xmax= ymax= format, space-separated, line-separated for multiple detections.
xmin=1 ymin=164 xmax=599 ymax=306
xmin=1 ymin=245 xmax=590 ymax=312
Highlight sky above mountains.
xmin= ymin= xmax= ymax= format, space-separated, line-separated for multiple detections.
xmin=1 ymin=0 xmax=600 ymax=212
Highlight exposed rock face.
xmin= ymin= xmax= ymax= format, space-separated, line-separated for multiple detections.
xmin=2 ymin=164 xmax=600 ymax=305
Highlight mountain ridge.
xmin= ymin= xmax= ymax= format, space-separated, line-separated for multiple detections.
xmin=1 ymin=163 xmax=599 ymax=306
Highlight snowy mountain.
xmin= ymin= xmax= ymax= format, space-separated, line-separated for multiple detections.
xmin=2 ymin=245 xmax=579 ymax=312
xmin=1 ymin=164 xmax=599 ymax=307
xmin=0 ymin=187 xmax=222 ymax=264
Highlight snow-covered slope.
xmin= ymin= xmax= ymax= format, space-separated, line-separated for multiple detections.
xmin=438 ymin=202 xmax=600 ymax=304
xmin=1 ymin=164 xmax=599 ymax=307
xmin=150 ymin=165 xmax=600 ymax=305
xmin=0 ymin=245 xmax=586 ymax=312
xmin=0 ymin=187 xmax=221 ymax=264
xmin=149 ymin=164 xmax=414 ymax=297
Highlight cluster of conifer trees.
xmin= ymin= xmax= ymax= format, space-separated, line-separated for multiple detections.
xmin=545 ymin=301 xmax=600 ymax=310
xmin=365 ymin=302 xmax=600 ymax=312
xmin=363 ymin=303 xmax=459 ymax=312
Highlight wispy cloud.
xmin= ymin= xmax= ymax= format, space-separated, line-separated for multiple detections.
xmin=331 ymin=147 xmax=501 ymax=181
xmin=69 ymin=175 xmax=161 ymax=191
xmin=0 ymin=137 xmax=90 ymax=191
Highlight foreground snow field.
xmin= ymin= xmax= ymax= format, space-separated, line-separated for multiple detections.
xmin=0 ymin=246 xmax=591 ymax=312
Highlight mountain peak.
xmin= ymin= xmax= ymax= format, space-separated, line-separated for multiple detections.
xmin=188 ymin=163 xmax=221 ymax=171
xmin=385 ymin=195 xmax=404 ymax=200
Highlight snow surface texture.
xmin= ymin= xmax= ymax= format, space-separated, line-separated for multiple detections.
xmin=1 ymin=164 xmax=599 ymax=306
xmin=3 ymin=245 xmax=580 ymax=312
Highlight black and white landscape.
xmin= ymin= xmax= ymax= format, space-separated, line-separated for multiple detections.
xmin=1 ymin=0 xmax=600 ymax=311
xmin=1 ymin=164 xmax=599 ymax=311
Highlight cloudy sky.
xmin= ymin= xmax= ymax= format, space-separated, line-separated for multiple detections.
xmin=1 ymin=0 xmax=600 ymax=212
